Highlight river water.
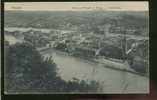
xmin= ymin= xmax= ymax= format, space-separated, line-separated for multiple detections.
xmin=41 ymin=49 xmax=149 ymax=93
xmin=5 ymin=27 xmax=74 ymax=33
xmin=5 ymin=27 xmax=149 ymax=93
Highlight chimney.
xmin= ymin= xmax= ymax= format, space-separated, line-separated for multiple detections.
xmin=104 ymin=24 xmax=111 ymax=38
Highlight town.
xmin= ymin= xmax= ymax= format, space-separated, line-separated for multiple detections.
xmin=5 ymin=20 xmax=149 ymax=75
xmin=4 ymin=10 xmax=149 ymax=93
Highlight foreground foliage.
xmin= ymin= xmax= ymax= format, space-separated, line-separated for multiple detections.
xmin=5 ymin=43 xmax=102 ymax=93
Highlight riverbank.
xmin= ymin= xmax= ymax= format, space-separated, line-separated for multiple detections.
xmin=39 ymin=47 xmax=148 ymax=77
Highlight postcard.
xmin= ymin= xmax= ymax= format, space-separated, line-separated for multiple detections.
xmin=4 ymin=2 xmax=149 ymax=94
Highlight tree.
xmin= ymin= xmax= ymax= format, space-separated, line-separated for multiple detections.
xmin=5 ymin=43 xmax=57 ymax=90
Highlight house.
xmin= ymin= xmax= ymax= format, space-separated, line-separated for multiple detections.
xmin=71 ymin=46 xmax=96 ymax=58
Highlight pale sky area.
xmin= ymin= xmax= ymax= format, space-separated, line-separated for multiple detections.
xmin=5 ymin=2 xmax=148 ymax=11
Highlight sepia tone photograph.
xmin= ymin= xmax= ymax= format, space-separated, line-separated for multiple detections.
xmin=4 ymin=2 xmax=149 ymax=94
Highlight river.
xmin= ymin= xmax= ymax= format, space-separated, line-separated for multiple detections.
xmin=41 ymin=49 xmax=149 ymax=93
xmin=5 ymin=27 xmax=149 ymax=93
xmin=5 ymin=27 xmax=74 ymax=33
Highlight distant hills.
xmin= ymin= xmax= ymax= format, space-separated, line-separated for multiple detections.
xmin=5 ymin=11 xmax=149 ymax=35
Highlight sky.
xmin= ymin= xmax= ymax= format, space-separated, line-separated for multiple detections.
xmin=5 ymin=2 xmax=148 ymax=11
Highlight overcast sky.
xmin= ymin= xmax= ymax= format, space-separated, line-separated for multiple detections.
xmin=5 ymin=2 xmax=148 ymax=11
